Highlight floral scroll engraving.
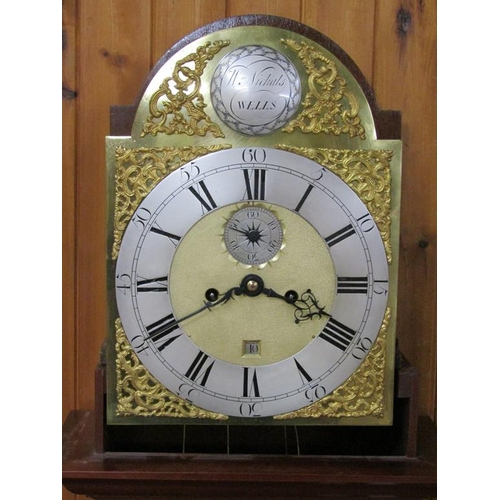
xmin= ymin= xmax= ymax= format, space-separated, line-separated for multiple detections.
xmin=115 ymin=319 xmax=228 ymax=419
xmin=141 ymin=40 xmax=230 ymax=138
xmin=112 ymin=145 xmax=230 ymax=259
xmin=281 ymin=39 xmax=366 ymax=139
xmin=275 ymin=308 xmax=390 ymax=420
xmin=277 ymin=146 xmax=393 ymax=262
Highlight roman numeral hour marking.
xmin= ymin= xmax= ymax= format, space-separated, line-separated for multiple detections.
xmin=145 ymin=313 xmax=181 ymax=351
xmin=243 ymin=169 xmax=266 ymax=200
xmin=185 ymin=351 xmax=215 ymax=387
xmin=243 ymin=367 xmax=260 ymax=397
xmin=337 ymin=277 xmax=368 ymax=294
xmin=319 ymin=318 xmax=356 ymax=351
xmin=325 ymin=223 xmax=356 ymax=247
xmin=189 ymin=180 xmax=217 ymax=212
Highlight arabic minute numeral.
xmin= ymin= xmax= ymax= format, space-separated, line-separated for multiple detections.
xmin=129 ymin=335 xmax=149 ymax=354
xmin=352 ymin=337 xmax=374 ymax=360
xmin=179 ymin=162 xmax=200 ymax=183
xmin=239 ymin=402 xmax=263 ymax=417
xmin=374 ymin=280 xmax=389 ymax=295
xmin=357 ymin=213 xmax=375 ymax=233
xmin=305 ymin=383 xmax=327 ymax=403
xmin=241 ymin=148 xmax=266 ymax=163
xmin=131 ymin=207 xmax=151 ymax=230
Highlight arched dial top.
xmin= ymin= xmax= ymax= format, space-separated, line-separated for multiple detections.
xmin=115 ymin=147 xmax=389 ymax=418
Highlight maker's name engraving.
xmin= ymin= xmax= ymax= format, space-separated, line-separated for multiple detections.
xmin=211 ymin=46 xmax=301 ymax=135
xmin=226 ymin=69 xmax=286 ymax=87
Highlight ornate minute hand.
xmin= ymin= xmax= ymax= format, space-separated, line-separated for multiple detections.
xmin=148 ymin=274 xmax=330 ymax=345
xmin=239 ymin=274 xmax=332 ymax=324
xmin=176 ymin=286 xmax=242 ymax=322
xmin=263 ymin=287 xmax=332 ymax=323
xmin=146 ymin=285 xmax=242 ymax=344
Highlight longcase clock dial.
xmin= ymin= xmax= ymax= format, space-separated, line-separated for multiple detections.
xmin=115 ymin=147 xmax=389 ymax=418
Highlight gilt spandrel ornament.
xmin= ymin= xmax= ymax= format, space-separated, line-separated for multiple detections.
xmin=280 ymin=39 xmax=366 ymax=139
xmin=112 ymin=144 xmax=231 ymax=259
xmin=141 ymin=40 xmax=230 ymax=138
xmin=277 ymin=146 xmax=393 ymax=262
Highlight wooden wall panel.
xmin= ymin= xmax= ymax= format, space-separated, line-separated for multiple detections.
xmin=62 ymin=2 xmax=437 ymax=464
xmin=373 ymin=0 xmax=437 ymax=417
xmin=76 ymin=0 xmax=152 ymax=410
xmin=151 ymin=0 xmax=226 ymax=69
xmin=62 ymin=2 xmax=77 ymax=499
xmin=227 ymin=0 xmax=301 ymax=20
xmin=62 ymin=0 xmax=77 ymax=426
xmin=302 ymin=0 xmax=376 ymax=84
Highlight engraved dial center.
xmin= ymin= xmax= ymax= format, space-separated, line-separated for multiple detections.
xmin=168 ymin=202 xmax=337 ymax=367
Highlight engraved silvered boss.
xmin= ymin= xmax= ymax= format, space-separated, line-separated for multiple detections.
xmin=211 ymin=45 xmax=301 ymax=135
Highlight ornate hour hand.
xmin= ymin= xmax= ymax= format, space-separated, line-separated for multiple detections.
xmin=239 ymin=274 xmax=332 ymax=324
xmin=291 ymin=289 xmax=332 ymax=324
xmin=148 ymin=274 xmax=330 ymax=344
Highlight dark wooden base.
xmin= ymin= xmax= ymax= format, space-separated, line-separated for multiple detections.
xmin=94 ymin=356 xmax=420 ymax=458
xmin=63 ymin=410 xmax=436 ymax=499
xmin=63 ymin=357 xmax=435 ymax=499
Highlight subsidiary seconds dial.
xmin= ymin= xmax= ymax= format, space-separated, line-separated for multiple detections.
xmin=224 ymin=206 xmax=283 ymax=266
